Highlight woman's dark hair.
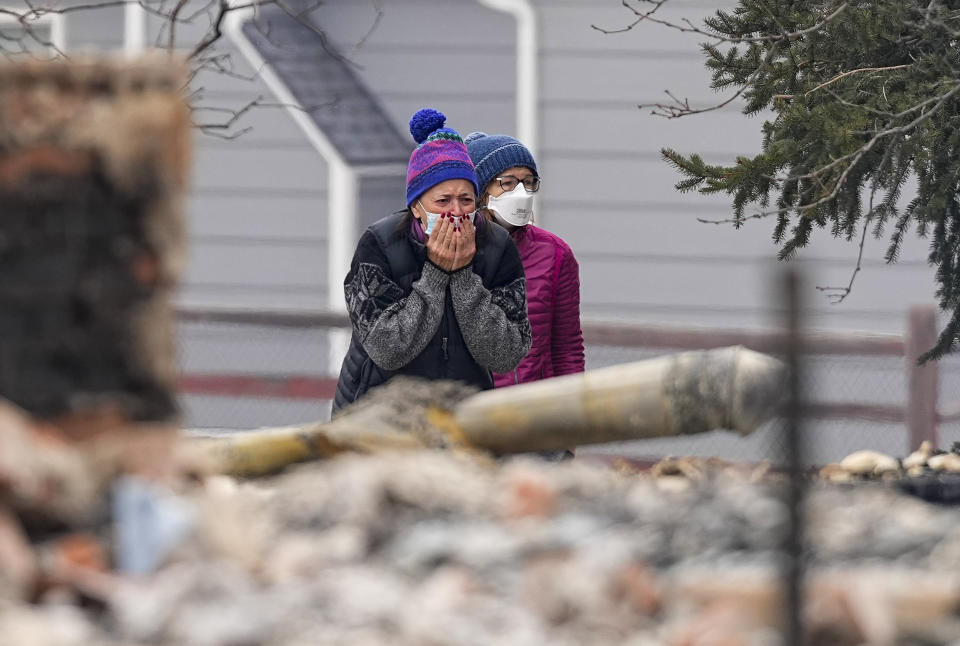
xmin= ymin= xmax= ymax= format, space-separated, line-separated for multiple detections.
xmin=392 ymin=207 xmax=414 ymax=236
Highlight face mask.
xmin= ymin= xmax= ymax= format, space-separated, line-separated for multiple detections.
xmin=417 ymin=202 xmax=474 ymax=235
xmin=417 ymin=202 xmax=442 ymax=235
xmin=486 ymin=184 xmax=535 ymax=227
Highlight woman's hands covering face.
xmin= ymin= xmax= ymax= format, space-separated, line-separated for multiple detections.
xmin=426 ymin=213 xmax=476 ymax=272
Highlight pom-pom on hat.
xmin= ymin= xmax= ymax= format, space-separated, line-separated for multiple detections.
xmin=405 ymin=108 xmax=479 ymax=206
xmin=464 ymin=132 xmax=538 ymax=196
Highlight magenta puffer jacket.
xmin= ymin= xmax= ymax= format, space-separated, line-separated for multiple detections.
xmin=493 ymin=224 xmax=585 ymax=387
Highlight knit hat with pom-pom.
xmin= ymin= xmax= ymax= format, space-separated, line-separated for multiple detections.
xmin=463 ymin=131 xmax=538 ymax=196
xmin=406 ymin=108 xmax=478 ymax=206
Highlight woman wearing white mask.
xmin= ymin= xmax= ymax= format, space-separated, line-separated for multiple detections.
xmin=332 ymin=110 xmax=532 ymax=415
xmin=465 ymin=132 xmax=585 ymax=391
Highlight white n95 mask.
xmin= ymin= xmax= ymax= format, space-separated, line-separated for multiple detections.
xmin=486 ymin=185 xmax=534 ymax=227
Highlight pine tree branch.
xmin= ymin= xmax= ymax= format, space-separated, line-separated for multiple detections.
xmin=741 ymin=80 xmax=960 ymax=192
xmin=696 ymin=75 xmax=960 ymax=228
xmin=697 ymin=76 xmax=960 ymax=228
xmin=772 ymin=64 xmax=912 ymax=100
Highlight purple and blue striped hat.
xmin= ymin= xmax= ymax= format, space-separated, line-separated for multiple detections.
xmin=405 ymin=108 xmax=479 ymax=206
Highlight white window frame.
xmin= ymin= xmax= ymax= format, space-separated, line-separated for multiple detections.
xmin=0 ymin=9 xmax=66 ymax=56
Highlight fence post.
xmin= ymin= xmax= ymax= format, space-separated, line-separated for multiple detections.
xmin=905 ymin=305 xmax=938 ymax=450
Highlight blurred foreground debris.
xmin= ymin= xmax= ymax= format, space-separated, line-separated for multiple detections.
xmin=0 ymin=55 xmax=190 ymax=425
xmin=5 ymin=449 xmax=960 ymax=645
xmin=200 ymin=345 xmax=788 ymax=477
xmin=821 ymin=442 xmax=960 ymax=505
xmin=0 ymin=54 xmax=203 ymax=615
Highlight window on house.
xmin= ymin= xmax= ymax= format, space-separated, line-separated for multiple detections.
xmin=0 ymin=11 xmax=65 ymax=59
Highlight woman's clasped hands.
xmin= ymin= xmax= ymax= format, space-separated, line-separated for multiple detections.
xmin=426 ymin=212 xmax=476 ymax=272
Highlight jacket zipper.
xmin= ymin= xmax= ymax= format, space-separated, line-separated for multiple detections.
xmin=442 ymin=285 xmax=451 ymax=363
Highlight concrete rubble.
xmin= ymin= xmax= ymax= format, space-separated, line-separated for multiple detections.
xmin=5 ymin=430 xmax=960 ymax=646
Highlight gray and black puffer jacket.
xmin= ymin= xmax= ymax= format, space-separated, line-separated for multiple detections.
xmin=332 ymin=211 xmax=532 ymax=415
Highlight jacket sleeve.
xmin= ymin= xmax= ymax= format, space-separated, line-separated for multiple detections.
xmin=343 ymin=231 xmax=449 ymax=371
xmin=449 ymin=241 xmax=532 ymax=374
xmin=551 ymin=247 xmax=585 ymax=376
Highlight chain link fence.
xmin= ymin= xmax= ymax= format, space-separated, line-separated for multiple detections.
xmin=935 ymin=354 xmax=960 ymax=450
xmin=175 ymin=308 xmax=948 ymax=465
xmin=582 ymin=345 xmax=913 ymax=465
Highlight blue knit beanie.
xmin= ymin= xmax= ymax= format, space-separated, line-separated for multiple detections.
xmin=406 ymin=108 xmax=478 ymax=206
xmin=464 ymin=131 xmax=538 ymax=195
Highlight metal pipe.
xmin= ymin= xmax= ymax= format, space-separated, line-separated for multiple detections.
xmin=453 ymin=345 xmax=787 ymax=454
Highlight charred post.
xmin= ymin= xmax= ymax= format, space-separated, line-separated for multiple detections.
xmin=0 ymin=58 xmax=191 ymax=426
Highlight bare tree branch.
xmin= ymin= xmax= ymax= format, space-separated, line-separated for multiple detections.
xmin=816 ymin=209 xmax=871 ymax=304
xmin=641 ymin=82 xmax=750 ymax=119
xmin=345 ymin=0 xmax=383 ymax=57
xmin=191 ymin=94 xmax=339 ymax=138
xmin=270 ymin=0 xmax=358 ymax=69
xmin=598 ymin=0 xmax=856 ymax=123
xmin=593 ymin=0 xmax=850 ymax=45
xmin=187 ymin=0 xmax=230 ymax=60
xmin=167 ymin=0 xmax=191 ymax=53
xmin=591 ymin=0 xmax=668 ymax=35
xmin=0 ymin=0 xmax=382 ymax=141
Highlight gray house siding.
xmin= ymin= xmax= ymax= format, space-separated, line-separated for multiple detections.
xmin=318 ymin=0 xmax=519 ymax=155
xmin=128 ymin=4 xmax=334 ymax=312
xmin=0 ymin=0 xmax=121 ymax=52
xmin=62 ymin=2 xmax=123 ymax=50
xmin=358 ymin=175 xmax=406 ymax=232
xmin=144 ymin=3 xmax=335 ymax=426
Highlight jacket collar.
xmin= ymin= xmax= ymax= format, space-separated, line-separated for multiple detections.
xmin=510 ymin=223 xmax=530 ymax=243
